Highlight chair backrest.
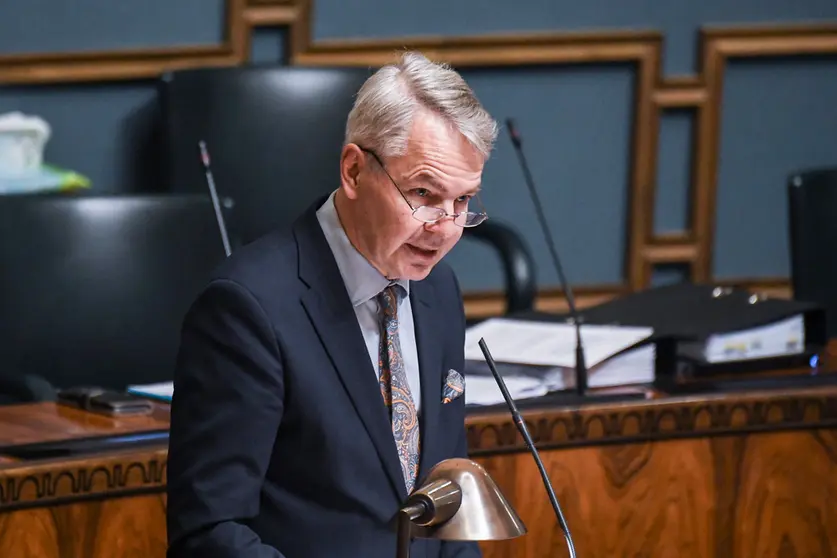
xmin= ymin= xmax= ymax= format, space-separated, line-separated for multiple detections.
xmin=787 ymin=167 xmax=837 ymax=337
xmin=464 ymin=220 xmax=537 ymax=315
xmin=0 ymin=193 xmax=228 ymax=390
xmin=159 ymin=65 xmax=374 ymax=245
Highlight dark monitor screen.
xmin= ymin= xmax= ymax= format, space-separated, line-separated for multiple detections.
xmin=0 ymin=194 xmax=228 ymax=390
xmin=160 ymin=64 xmax=374 ymax=245
xmin=788 ymin=167 xmax=837 ymax=337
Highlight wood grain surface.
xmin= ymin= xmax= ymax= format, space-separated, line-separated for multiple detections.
xmin=0 ymin=493 xmax=167 ymax=558
xmin=0 ymin=402 xmax=170 ymax=447
xmin=476 ymin=429 xmax=837 ymax=558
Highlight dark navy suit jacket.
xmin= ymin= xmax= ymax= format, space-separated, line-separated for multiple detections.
xmin=166 ymin=198 xmax=481 ymax=558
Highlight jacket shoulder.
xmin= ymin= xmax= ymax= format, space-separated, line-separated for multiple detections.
xmin=206 ymin=227 xmax=299 ymax=301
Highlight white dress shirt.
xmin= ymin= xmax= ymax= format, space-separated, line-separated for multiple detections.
xmin=316 ymin=191 xmax=422 ymax=413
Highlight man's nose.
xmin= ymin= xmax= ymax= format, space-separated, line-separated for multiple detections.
xmin=423 ymin=215 xmax=458 ymax=234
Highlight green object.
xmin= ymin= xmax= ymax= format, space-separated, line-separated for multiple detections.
xmin=0 ymin=164 xmax=91 ymax=195
xmin=44 ymin=164 xmax=91 ymax=191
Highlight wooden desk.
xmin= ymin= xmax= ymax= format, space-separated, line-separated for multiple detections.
xmin=0 ymin=403 xmax=170 ymax=557
xmin=468 ymin=384 xmax=837 ymax=557
xmin=1 ymin=382 xmax=836 ymax=557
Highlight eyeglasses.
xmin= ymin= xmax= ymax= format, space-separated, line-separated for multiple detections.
xmin=359 ymin=147 xmax=488 ymax=228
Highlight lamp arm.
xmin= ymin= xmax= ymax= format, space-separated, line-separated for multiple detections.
xmin=396 ymin=509 xmax=414 ymax=558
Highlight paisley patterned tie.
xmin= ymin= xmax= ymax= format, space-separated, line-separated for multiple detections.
xmin=377 ymin=284 xmax=420 ymax=494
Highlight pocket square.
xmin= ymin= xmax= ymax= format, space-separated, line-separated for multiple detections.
xmin=442 ymin=369 xmax=464 ymax=404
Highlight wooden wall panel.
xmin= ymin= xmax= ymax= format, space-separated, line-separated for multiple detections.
xmin=475 ymin=429 xmax=837 ymax=558
xmin=0 ymin=494 xmax=168 ymax=557
xmin=1 ymin=0 xmax=833 ymax=317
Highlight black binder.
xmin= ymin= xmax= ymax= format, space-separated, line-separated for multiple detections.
xmin=513 ymin=283 xmax=828 ymax=379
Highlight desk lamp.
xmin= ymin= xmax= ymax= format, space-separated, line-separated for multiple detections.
xmin=395 ymin=458 xmax=526 ymax=558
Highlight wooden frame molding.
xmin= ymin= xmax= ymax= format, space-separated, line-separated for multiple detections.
xmin=461 ymin=276 xmax=792 ymax=319
xmin=292 ymin=30 xmax=659 ymax=67
xmin=463 ymin=283 xmax=630 ymax=320
xmin=0 ymin=448 xmax=166 ymax=512
xmin=653 ymin=75 xmax=707 ymax=107
xmin=0 ymin=0 xmax=303 ymax=85
xmin=0 ymin=45 xmax=235 ymax=85
xmin=691 ymin=24 xmax=837 ymax=285
xmin=628 ymin=23 xmax=837 ymax=297
xmin=1 ymin=2 xmax=833 ymax=317
xmin=465 ymin=386 xmax=837 ymax=455
xmin=0 ymin=0 xmax=240 ymax=85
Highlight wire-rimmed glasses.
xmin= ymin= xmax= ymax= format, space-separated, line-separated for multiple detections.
xmin=360 ymin=147 xmax=488 ymax=228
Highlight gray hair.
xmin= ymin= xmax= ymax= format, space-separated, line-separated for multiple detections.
xmin=344 ymin=51 xmax=498 ymax=161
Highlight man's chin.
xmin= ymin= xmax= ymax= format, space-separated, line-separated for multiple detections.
xmin=404 ymin=266 xmax=433 ymax=281
xmin=390 ymin=245 xmax=447 ymax=280
xmin=395 ymin=259 xmax=439 ymax=281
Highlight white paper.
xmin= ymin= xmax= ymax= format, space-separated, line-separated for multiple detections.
xmin=704 ymin=314 xmax=805 ymax=362
xmin=540 ymin=344 xmax=656 ymax=391
xmin=127 ymin=381 xmax=173 ymax=402
xmin=464 ymin=318 xmax=653 ymax=368
xmin=464 ymin=375 xmax=548 ymax=406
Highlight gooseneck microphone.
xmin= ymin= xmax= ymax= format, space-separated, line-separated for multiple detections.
xmin=198 ymin=140 xmax=233 ymax=258
xmin=505 ymin=118 xmax=589 ymax=394
xmin=478 ymin=337 xmax=577 ymax=558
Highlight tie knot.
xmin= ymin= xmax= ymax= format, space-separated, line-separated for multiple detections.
xmin=378 ymin=284 xmax=404 ymax=319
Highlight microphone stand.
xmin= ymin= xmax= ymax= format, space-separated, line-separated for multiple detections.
xmin=505 ymin=119 xmax=645 ymax=403
xmin=505 ymin=119 xmax=588 ymax=395
xmin=479 ymin=338 xmax=577 ymax=558
xmin=199 ymin=140 xmax=233 ymax=258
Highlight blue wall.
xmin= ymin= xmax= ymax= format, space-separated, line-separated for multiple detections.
xmin=1 ymin=0 xmax=836 ymax=293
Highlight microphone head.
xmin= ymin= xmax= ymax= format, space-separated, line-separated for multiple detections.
xmin=198 ymin=140 xmax=210 ymax=168
xmin=504 ymin=118 xmax=522 ymax=147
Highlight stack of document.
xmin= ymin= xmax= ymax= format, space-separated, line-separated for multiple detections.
xmin=561 ymin=284 xmax=822 ymax=367
xmin=463 ymin=318 xmax=654 ymax=406
xmin=541 ymin=343 xmax=656 ymax=391
xmin=679 ymin=314 xmax=805 ymax=363
xmin=463 ymin=374 xmax=549 ymax=406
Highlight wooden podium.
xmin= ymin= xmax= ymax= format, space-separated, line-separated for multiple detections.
xmin=1 ymin=378 xmax=836 ymax=557
xmin=468 ymin=384 xmax=837 ymax=557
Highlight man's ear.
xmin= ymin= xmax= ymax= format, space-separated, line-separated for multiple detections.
xmin=339 ymin=144 xmax=364 ymax=200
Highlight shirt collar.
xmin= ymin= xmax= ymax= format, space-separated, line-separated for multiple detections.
xmin=316 ymin=190 xmax=410 ymax=307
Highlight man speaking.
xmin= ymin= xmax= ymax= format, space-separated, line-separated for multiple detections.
xmin=165 ymin=51 xmax=498 ymax=558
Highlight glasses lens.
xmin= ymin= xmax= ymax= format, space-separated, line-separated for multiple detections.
xmin=413 ymin=206 xmax=445 ymax=223
xmin=456 ymin=212 xmax=487 ymax=227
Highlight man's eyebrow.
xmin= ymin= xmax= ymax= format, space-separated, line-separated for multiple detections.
xmin=408 ymin=174 xmax=481 ymax=196
xmin=407 ymin=172 xmax=445 ymax=189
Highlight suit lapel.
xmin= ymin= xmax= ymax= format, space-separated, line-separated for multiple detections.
xmin=411 ymin=280 xmax=443 ymax=483
xmin=294 ymin=206 xmax=408 ymax=502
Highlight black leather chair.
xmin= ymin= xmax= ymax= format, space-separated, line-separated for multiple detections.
xmin=787 ymin=167 xmax=837 ymax=337
xmin=0 ymin=363 xmax=56 ymax=405
xmin=0 ymin=193 xmax=229 ymax=392
xmin=464 ymin=219 xmax=537 ymax=315
xmin=159 ymin=65 xmax=374 ymax=246
xmin=157 ymin=65 xmax=537 ymax=315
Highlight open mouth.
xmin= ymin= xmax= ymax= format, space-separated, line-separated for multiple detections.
xmin=406 ymin=244 xmax=439 ymax=259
